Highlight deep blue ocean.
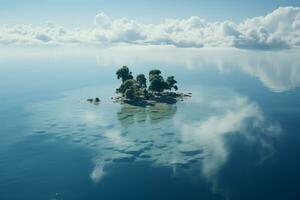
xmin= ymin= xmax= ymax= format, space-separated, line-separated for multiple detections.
xmin=0 ymin=46 xmax=300 ymax=200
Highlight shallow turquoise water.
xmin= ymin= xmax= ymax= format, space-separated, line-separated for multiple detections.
xmin=1 ymin=46 xmax=300 ymax=200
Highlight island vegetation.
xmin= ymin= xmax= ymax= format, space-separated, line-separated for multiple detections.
xmin=112 ymin=66 xmax=191 ymax=106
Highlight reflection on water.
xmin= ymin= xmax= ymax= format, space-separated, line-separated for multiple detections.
xmin=93 ymin=46 xmax=300 ymax=92
xmin=117 ymin=103 xmax=177 ymax=127
xmin=1 ymin=46 xmax=299 ymax=93
xmin=179 ymin=94 xmax=281 ymax=194
xmin=26 ymin=84 xmax=281 ymax=196
xmin=1 ymin=46 xmax=299 ymax=199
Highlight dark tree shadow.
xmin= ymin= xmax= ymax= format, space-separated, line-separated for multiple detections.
xmin=117 ymin=103 xmax=177 ymax=127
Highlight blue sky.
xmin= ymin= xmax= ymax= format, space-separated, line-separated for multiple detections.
xmin=1 ymin=0 xmax=300 ymax=27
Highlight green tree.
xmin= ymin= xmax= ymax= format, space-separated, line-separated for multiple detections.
xmin=136 ymin=74 xmax=147 ymax=88
xmin=124 ymin=88 xmax=135 ymax=99
xmin=116 ymin=66 xmax=133 ymax=83
xmin=143 ymin=89 xmax=149 ymax=99
xmin=149 ymin=69 xmax=161 ymax=81
xmin=117 ymin=79 xmax=136 ymax=94
xmin=148 ymin=74 xmax=167 ymax=93
xmin=166 ymin=76 xmax=178 ymax=91
xmin=115 ymin=67 xmax=179 ymax=100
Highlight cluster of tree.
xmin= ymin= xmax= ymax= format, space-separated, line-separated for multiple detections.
xmin=116 ymin=66 xmax=178 ymax=99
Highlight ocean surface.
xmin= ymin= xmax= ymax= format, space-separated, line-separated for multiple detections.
xmin=0 ymin=46 xmax=300 ymax=200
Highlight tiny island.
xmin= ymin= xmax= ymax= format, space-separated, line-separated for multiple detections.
xmin=112 ymin=66 xmax=191 ymax=106
xmin=87 ymin=66 xmax=191 ymax=106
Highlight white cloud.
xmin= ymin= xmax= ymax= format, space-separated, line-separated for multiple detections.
xmin=35 ymin=33 xmax=52 ymax=42
xmin=235 ymin=7 xmax=300 ymax=49
xmin=0 ymin=7 xmax=299 ymax=49
xmin=90 ymin=163 xmax=106 ymax=183
xmin=181 ymin=97 xmax=263 ymax=177
xmin=103 ymin=129 xmax=132 ymax=146
xmin=94 ymin=13 xmax=111 ymax=28
xmin=179 ymin=96 xmax=281 ymax=193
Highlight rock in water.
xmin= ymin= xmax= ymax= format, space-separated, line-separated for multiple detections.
xmin=87 ymin=97 xmax=101 ymax=105
xmin=95 ymin=97 xmax=100 ymax=102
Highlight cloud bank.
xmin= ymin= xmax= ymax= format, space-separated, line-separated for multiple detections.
xmin=0 ymin=7 xmax=300 ymax=49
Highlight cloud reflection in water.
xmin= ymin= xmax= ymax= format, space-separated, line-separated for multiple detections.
xmin=94 ymin=46 xmax=300 ymax=92
xmin=179 ymin=95 xmax=281 ymax=191
xmin=26 ymin=85 xmax=281 ymax=192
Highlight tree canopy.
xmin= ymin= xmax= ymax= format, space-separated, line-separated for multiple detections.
xmin=166 ymin=76 xmax=178 ymax=91
xmin=117 ymin=79 xmax=136 ymax=94
xmin=148 ymin=74 xmax=167 ymax=93
xmin=149 ymin=69 xmax=161 ymax=82
xmin=136 ymin=74 xmax=147 ymax=88
xmin=116 ymin=66 xmax=133 ymax=83
xmin=115 ymin=66 xmax=178 ymax=100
